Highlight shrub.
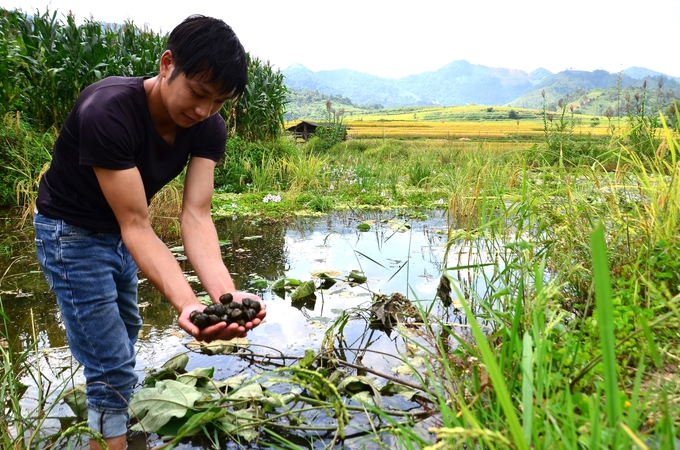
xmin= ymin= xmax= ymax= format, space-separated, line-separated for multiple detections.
xmin=313 ymin=101 xmax=347 ymax=151
xmin=215 ymin=136 xmax=296 ymax=193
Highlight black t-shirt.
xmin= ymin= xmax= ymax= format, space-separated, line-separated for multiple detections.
xmin=37 ymin=76 xmax=227 ymax=234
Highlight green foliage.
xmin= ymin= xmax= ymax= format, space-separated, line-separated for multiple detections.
xmin=284 ymin=88 xmax=382 ymax=121
xmin=6 ymin=110 xmax=680 ymax=447
xmin=215 ymin=136 xmax=267 ymax=192
xmin=1 ymin=8 xmax=165 ymax=131
xmin=407 ymin=161 xmax=432 ymax=187
xmin=225 ymin=55 xmax=288 ymax=143
xmin=541 ymin=93 xmax=576 ymax=161
xmin=215 ymin=136 xmax=296 ymax=193
xmin=0 ymin=298 xmax=101 ymax=448
xmin=312 ymin=100 xmax=347 ymax=151
xmin=0 ymin=112 xmax=53 ymax=209
xmin=621 ymin=81 xmax=662 ymax=160
xmin=530 ymin=91 xmax=611 ymax=166
xmin=282 ymin=150 xmax=328 ymax=191
xmin=0 ymin=12 xmax=22 ymax=114
xmin=304 ymin=194 xmax=334 ymax=212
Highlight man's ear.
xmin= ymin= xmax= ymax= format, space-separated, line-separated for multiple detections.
xmin=159 ymin=50 xmax=174 ymax=78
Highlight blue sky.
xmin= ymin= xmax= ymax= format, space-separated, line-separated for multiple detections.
xmin=4 ymin=0 xmax=679 ymax=79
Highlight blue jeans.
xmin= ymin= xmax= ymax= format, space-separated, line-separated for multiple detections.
xmin=34 ymin=212 xmax=141 ymax=438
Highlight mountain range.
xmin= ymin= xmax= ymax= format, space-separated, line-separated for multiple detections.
xmin=281 ymin=60 xmax=680 ymax=112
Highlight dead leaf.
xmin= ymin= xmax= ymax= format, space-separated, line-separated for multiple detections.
xmin=436 ymin=274 xmax=452 ymax=307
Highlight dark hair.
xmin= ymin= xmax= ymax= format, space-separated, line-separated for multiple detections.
xmin=166 ymin=15 xmax=248 ymax=98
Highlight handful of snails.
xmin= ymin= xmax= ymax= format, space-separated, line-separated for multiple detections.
xmin=190 ymin=293 xmax=261 ymax=329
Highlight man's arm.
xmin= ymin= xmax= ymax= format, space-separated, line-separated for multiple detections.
xmin=93 ymin=165 xmax=259 ymax=341
xmin=179 ymin=157 xmax=265 ymax=331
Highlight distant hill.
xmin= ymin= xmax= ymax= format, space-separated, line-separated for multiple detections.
xmin=508 ymin=70 xmax=680 ymax=113
xmin=282 ymin=61 xmax=680 ymax=116
xmin=623 ymin=67 xmax=669 ymax=79
xmin=283 ymin=64 xmax=423 ymax=107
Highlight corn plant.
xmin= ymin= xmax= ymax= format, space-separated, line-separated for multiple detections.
xmin=1 ymin=7 xmax=166 ymax=131
xmin=225 ymin=55 xmax=288 ymax=143
xmin=0 ymin=11 xmax=22 ymax=115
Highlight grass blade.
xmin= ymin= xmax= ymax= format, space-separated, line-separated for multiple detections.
xmin=521 ymin=331 xmax=533 ymax=445
xmin=590 ymin=222 xmax=620 ymax=428
xmin=455 ymin=283 xmax=529 ymax=450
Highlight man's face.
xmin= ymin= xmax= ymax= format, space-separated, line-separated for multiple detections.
xmin=161 ymin=57 xmax=233 ymax=128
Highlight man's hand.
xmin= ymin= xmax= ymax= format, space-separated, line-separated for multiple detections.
xmin=177 ymin=293 xmax=266 ymax=342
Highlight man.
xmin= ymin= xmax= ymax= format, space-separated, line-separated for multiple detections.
xmin=33 ymin=15 xmax=265 ymax=450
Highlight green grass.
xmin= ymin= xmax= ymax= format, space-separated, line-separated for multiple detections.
xmin=3 ymin=97 xmax=680 ymax=448
xmin=0 ymin=299 xmax=105 ymax=449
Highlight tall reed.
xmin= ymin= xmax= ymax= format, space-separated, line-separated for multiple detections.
xmin=373 ymin=113 xmax=680 ymax=448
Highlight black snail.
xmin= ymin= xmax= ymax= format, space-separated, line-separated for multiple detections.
xmin=190 ymin=293 xmax=261 ymax=329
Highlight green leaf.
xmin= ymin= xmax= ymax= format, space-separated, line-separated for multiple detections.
xmin=638 ymin=314 xmax=661 ymax=368
xmin=337 ymin=376 xmax=376 ymax=395
xmin=298 ymin=349 xmax=316 ymax=369
xmin=207 ymin=375 xmax=248 ymax=396
xmin=61 ymin=383 xmax=87 ymax=420
xmin=317 ymin=272 xmax=337 ymax=289
xmin=216 ymin=408 xmax=260 ymax=441
xmin=230 ymin=383 xmax=264 ymax=401
xmin=162 ymin=353 xmax=189 ymax=372
xmin=260 ymin=393 xmax=297 ymax=410
xmin=338 ymin=376 xmax=383 ymax=408
xmin=143 ymin=367 xmax=178 ymax=386
xmin=129 ymin=380 xmax=204 ymax=432
xmin=384 ymin=219 xmax=410 ymax=232
xmin=249 ymin=277 xmax=269 ymax=289
xmin=455 ymin=282 xmax=528 ymax=450
xmin=521 ymin=331 xmax=534 ymax=445
xmin=177 ymin=367 xmax=215 ymax=388
xmin=346 ymin=270 xmax=367 ymax=284
xmin=173 ymin=407 xmax=226 ymax=438
xmin=272 ymin=277 xmax=302 ymax=292
xmin=380 ymin=381 xmax=417 ymax=400
xmin=351 ymin=391 xmax=374 ymax=404
xmin=290 ymin=280 xmax=316 ymax=300
xmin=357 ymin=222 xmax=371 ymax=231
xmin=590 ymin=223 xmax=621 ymax=428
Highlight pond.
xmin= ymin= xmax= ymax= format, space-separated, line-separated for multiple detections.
xmin=1 ymin=207 xmax=467 ymax=449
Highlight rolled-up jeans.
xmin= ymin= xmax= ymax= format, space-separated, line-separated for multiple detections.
xmin=33 ymin=212 xmax=141 ymax=438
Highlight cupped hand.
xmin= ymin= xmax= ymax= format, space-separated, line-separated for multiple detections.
xmin=177 ymin=293 xmax=266 ymax=342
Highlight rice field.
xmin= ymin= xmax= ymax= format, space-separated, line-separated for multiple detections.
xmin=288 ymin=105 xmax=613 ymax=140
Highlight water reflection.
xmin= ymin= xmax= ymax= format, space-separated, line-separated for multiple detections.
xmin=1 ymin=209 xmax=453 ymax=448
xmin=1 ymin=210 xmax=450 ymax=348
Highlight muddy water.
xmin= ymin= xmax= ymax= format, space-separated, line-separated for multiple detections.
xmin=0 ymin=208 xmax=454 ymax=448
